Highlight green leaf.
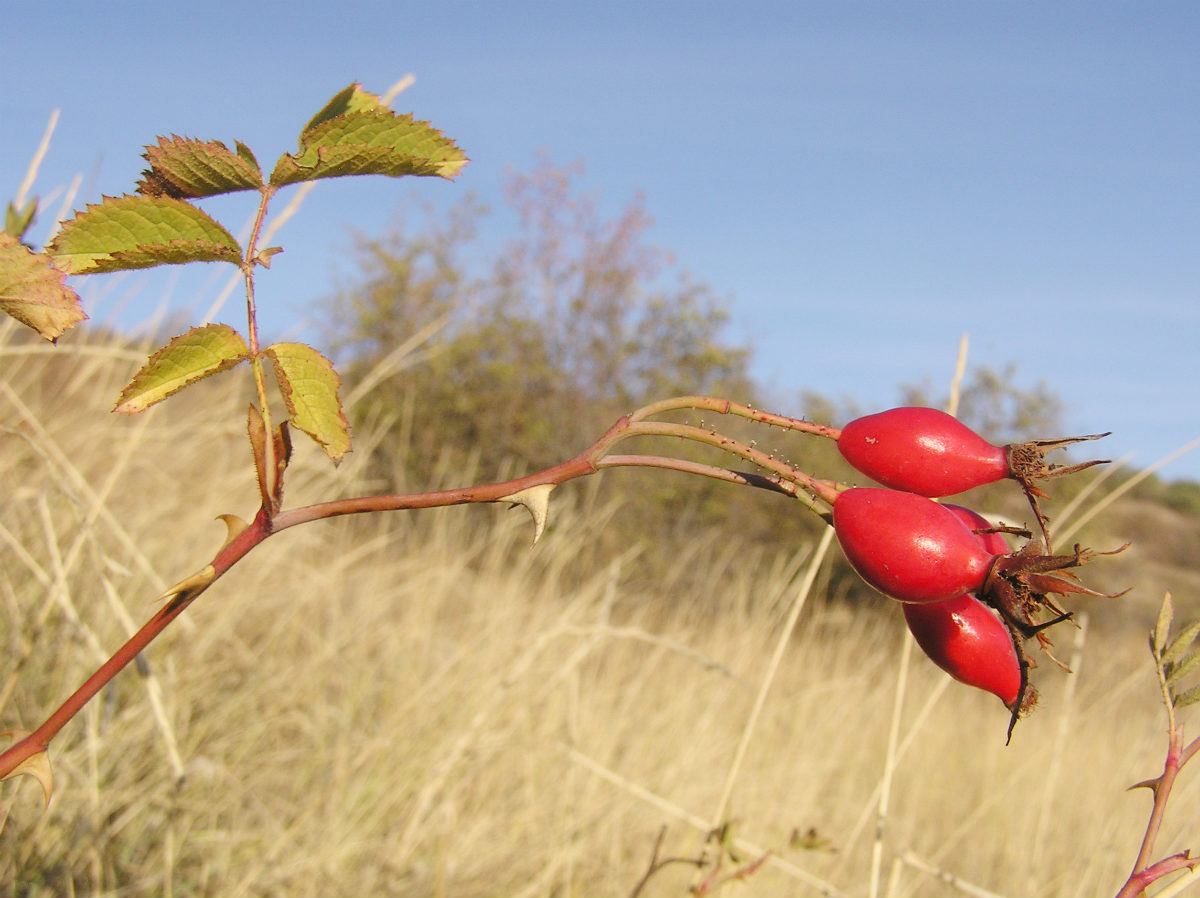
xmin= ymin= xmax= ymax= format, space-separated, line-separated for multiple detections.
xmin=300 ymin=83 xmax=387 ymax=134
xmin=1172 ymin=683 xmax=1200 ymax=710
xmin=235 ymin=140 xmax=260 ymax=172
xmin=0 ymin=233 xmax=87 ymax=342
xmin=1153 ymin=592 xmax=1175 ymax=658
xmin=115 ymin=323 xmax=250 ymax=413
xmin=269 ymin=87 xmax=467 ymax=188
xmin=264 ymin=342 xmax=351 ymax=463
xmin=1162 ymin=619 xmax=1200 ymax=667
xmin=1166 ymin=646 xmax=1200 ymax=688
xmin=136 ymin=135 xmax=263 ymax=198
xmin=48 ymin=195 xmax=242 ymax=274
xmin=5 ymin=198 xmax=37 ymax=241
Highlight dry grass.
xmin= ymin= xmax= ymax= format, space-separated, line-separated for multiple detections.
xmin=1 ymin=321 xmax=1197 ymax=897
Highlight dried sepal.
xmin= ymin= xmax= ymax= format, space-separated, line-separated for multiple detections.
xmin=1006 ymin=432 xmax=1111 ymax=549
xmin=984 ymin=541 xmax=1127 ymax=642
xmin=981 ymin=541 xmax=1127 ymax=740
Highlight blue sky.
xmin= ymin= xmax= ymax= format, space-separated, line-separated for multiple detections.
xmin=5 ymin=2 xmax=1199 ymax=480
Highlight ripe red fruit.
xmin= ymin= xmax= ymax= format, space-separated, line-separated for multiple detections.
xmin=943 ymin=504 xmax=1011 ymax=556
xmin=838 ymin=407 xmax=1008 ymax=497
xmin=902 ymin=595 xmax=1022 ymax=709
xmin=832 ymin=488 xmax=1119 ymax=738
xmin=832 ymin=488 xmax=995 ymax=604
xmin=836 ymin=406 xmax=1110 ymax=501
xmin=832 ymin=487 xmax=1111 ymax=631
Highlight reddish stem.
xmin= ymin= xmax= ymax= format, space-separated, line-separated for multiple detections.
xmin=1116 ymin=852 xmax=1196 ymax=898
xmin=0 ymin=405 xmax=841 ymax=784
xmin=0 ymin=508 xmax=274 ymax=779
xmin=1116 ymin=726 xmax=1198 ymax=898
xmin=629 ymin=394 xmax=841 ymax=440
xmin=620 ymin=420 xmax=837 ymax=502
xmin=273 ymin=415 xmax=839 ymax=532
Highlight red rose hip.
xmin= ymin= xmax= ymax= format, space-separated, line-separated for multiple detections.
xmin=903 ymin=595 xmax=1022 ymax=708
xmin=943 ymin=504 xmax=1011 ymax=556
xmin=832 ymin=488 xmax=996 ymax=604
xmin=837 ymin=407 xmax=1008 ymax=497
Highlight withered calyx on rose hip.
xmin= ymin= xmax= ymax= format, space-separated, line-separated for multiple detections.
xmin=834 ymin=406 xmax=1110 ymax=547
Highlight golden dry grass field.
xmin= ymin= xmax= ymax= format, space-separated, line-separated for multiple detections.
xmin=1 ymin=321 xmax=1198 ymax=897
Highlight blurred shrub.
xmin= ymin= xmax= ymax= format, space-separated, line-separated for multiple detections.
xmin=322 ymin=157 xmax=1160 ymax=608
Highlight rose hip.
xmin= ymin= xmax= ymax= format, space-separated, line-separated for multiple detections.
xmin=833 ymin=486 xmax=1112 ymax=619
xmin=902 ymin=595 xmax=1023 ymax=709
xmin=835 ymin=408 xmax=1109 ymax=547
xmin=838 ymin=407 xmax=1009 ymax=497
xmin=832 ymin=488 xmax=995 ymax=604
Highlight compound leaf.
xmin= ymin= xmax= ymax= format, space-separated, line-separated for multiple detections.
xmin=269 ymin=83 xmax=466 ymax=187
xmin=136 ymin=135 xmax=263 ymax=198
xmin=264 ymin=342 xmax=350 ymax=463
xmin=48 ymin=195 xmax=242 ymax=274
xmin=115 ymin=323 xmax=250 ymax=413
xmin=0 ymin=233 xmax=87 ymax=342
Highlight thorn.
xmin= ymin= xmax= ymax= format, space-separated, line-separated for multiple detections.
xmin=155 ymin=565 xmax=217 ymax=610
xmin=216 ymin=514 xmax=249 ymax=549
xmin=499 ymin=484 xmax=554 ymax=546
xmin=0 ymin=732 xmax=53 ymax=808
xmin=1128 ymin=777 xmax=1161 ymax=793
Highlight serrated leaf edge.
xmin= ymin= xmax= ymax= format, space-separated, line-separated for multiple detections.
xmin=299 ymin=83 xmax=386 ymax=137
xmin=270 ymin=107 xmax=466 ymax=187
xmin=264 ymin=343 xmax=351 ymax=463
xmin=0 ymin=234 xmax=88 ymax=342
xmin=138 ymin=134 xmax=264 ymax=199
xmin=114 ymin=324 xmax=250 ymax=413
xmin=49 ymin=195 xmax=243 ymax=275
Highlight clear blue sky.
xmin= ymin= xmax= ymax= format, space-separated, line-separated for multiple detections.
xmin=6 ymin=2 xmax=1199 ymax=480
